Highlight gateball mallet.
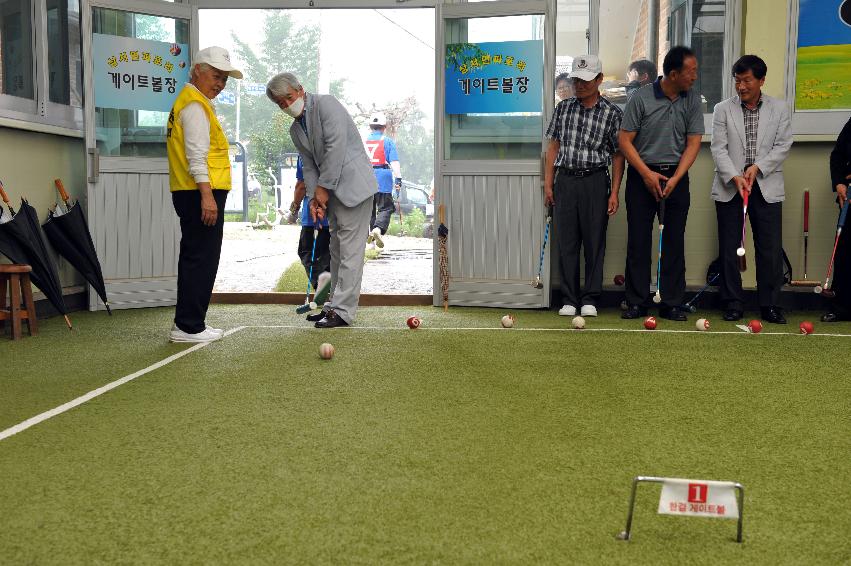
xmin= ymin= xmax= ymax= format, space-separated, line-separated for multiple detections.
xmin=814 ymin=199 xmax=850 ymax=297
xmin=736 ymin=190 xmax=749 ymax=271
xmin=803 ymin=189 xmax=810 ymax=279
xmin=652 ymin=196 xmax=666 ymax=304
xmin=295 ymin=228 xmax=320 ymax=313
xmin=682 ymin=272 xmax=720 ymax=313
xmin=533 ymin=207 xmax=552 ymax=289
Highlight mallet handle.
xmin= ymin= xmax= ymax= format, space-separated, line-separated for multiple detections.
xmin=803 ymin=190 xmax=810 ymax=233
xmin=54 ymin=178 xmax=71 ymax=204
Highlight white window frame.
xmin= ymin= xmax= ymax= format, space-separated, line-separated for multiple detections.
xmin=589 ymin=0 xmax=741 ymax=134
xmin=784 ymin=0 xmax=851 ymax=136
xmin=0 ymin=0 xmax=85 ymax=136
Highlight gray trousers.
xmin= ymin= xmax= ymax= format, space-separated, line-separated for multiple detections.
xmin=325 ymin=192 xmax=373 ymax=324
xmin=554 ymin=169 xmax=609 ymax=307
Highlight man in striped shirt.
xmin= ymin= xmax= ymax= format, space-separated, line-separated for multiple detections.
xmin=544 ymin=55 xmax=625 ymax=318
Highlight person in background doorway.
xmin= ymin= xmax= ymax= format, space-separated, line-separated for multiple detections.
xmin=625 ymin=59 xmax=657 ymax=97
xmin=266 ymin=72 xmax=377 ymax=328
xmin=364 ymin=112 xmax=402 ymax=249
xmin=167 ymin=46 xmax=243 ymax=343
xmin=290 ymin=155 xmax=330 ymax=290
xmin=544 ymin=55 xmax=625 ymax=318
xmin=555 ymin=72 xmax=574 ymax=104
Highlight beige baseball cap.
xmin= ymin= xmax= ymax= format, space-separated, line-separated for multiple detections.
xmin=569 ymin=55 xmax=603 ymax=81
xmin=193 ymin=46 xmax=243 ymax=79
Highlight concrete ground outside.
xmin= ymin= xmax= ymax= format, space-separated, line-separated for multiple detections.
xmin=214 ymin=223 xmax=433 ymax=295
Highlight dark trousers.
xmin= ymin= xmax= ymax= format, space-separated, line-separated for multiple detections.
xmin=297 ymin=226 xmax=331 ymax=288
xmin=715 ymin=182 xmax=783 ymax=309
xmin=173 ymin=189 xmax=228 ymax=334
xmin=370 ymin=193 xmax=395 ymax=234
xmin=554 ymin=168 xmax=609 ymax=307
xmin=829 ymin=204 xmax=851 ymax=315
xmin=624 ymin=165 xmax=690 ymax=308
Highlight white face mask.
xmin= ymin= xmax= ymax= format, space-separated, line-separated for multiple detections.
xmin=282 ymin=95 xmax=304 ymax=118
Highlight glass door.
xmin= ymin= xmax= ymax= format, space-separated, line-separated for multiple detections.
xmin=81 ymin=0 xmax=192 ymax=310
xmin=436 ymin=0 xmax=555 ymax=309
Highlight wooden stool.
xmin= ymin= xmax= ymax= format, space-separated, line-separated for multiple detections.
xmin=0 ymin=264 xmax=38 ymax=340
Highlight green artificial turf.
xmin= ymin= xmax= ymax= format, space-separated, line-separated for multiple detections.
xmin=1 ymin=306 xmax=850 ymax=564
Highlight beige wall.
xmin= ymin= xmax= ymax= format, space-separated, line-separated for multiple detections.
xmin=588 ymin=0 xmax=838 ymax=291
xmin=0 ymin=127 xmax=87 ymax=288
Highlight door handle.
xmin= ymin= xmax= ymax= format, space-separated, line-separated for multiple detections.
xmin=87 ymin=147 xmax=100 ymax=184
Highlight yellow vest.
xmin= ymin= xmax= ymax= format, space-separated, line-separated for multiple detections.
xmin=167 ymin=85 xmax=231 ymax=192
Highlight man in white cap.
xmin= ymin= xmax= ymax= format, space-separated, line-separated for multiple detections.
xmin=364 ymin=112 xmax=402 ymax=248
xmin=543 ymin=54 xmax=624 ymax=319
xmin=166 ymin=46 xmax=242 ymax=343
xmin=266 ymin=72 xmax=377 ymax=328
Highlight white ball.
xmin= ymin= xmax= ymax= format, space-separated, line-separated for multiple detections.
xmin=309 ymin=301 xmax=318 ymax=310
xmin=501 ymin=314 xmax=515 ymax=328
xmin=736 ymin=247 xmax=745 ymax=257
xmin=695 ymin=318 xmax=710 ymax=331
xmin=814 ymin=286 xmax=823 ymax=294
xmin=652 ymin=293 xmax=662 ymax=304
xmin=572 ymin=316 xmax=586 ymax=329
xmin=319 ymin=343 xmax=335 ymax=360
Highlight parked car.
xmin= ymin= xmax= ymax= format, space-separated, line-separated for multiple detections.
xmin=395 ymin=183 xmax=433 ymax=219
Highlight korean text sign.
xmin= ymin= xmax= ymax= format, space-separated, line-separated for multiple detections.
xmin=657 ymin=478 xmax=739 ymax=519
xmin=445 ymin=40 xmax=542 ymax=114
xmin=93 ymin=34 xmax=190 ymax=112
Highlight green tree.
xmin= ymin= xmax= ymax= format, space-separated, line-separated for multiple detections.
xmin=394 ymin=107 xmax=433 ymax=187
xmin=214 ymin=11 xmax=323 ymax=179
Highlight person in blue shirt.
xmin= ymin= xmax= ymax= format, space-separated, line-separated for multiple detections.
xmin=364 ymin=112 xmax=402 ymax=248
xmin=289 ymin=155 xmax=330 ymax=288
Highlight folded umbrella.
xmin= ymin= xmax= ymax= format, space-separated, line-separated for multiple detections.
xmin=0 ymin=182 xmax=71 ymax=329
xmin=43 ymin=179 xmax=111 ymax=314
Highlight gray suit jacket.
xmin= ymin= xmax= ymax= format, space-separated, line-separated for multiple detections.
xmin=710 ymin=93 xmax=792 ymax=203
xmin=290 ymin=92 xmax=377 ymax=207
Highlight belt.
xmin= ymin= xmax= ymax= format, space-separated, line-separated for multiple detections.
xmin=558 ymin=165 xmax=607 ymax=178
xmin=373 ymin=165 xmax=390 ymax=169
xmin=647 ymin=163 xmax=679 ymax=172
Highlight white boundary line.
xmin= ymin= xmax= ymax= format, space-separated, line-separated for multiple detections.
xmin=3 ymin=322 xmax=849 ymax=443
xmin=0 ymin=326 xmax=246 ymax=443
xmin=240 ymin=324 xmax=851 ymax=337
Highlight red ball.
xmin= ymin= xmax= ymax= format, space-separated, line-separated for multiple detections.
xmin=406 ymin=316 xmax=421 ymax=329
xmin=613 ymin=274 xmax=625 ymax=286
xmin=799 ymin=321 xmax=814 ymax=335
xmin=643 ymin=316 xmax=657 ymax=330
xmin=747 ymin=319 xmax=763 ymax=334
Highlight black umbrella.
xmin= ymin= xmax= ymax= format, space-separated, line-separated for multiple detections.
xmin=42 ymin=179 xmax=110 ymax=314
xmin=0 ymin=183 xmax=72 ymax=329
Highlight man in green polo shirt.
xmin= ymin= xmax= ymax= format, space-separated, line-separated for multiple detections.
xmin=618 ymin=46 xmax=704 ymax=321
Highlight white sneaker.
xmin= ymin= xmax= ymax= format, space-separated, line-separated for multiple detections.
xmin=558 ymin=305 xmax=576 ymax=316
xmin=206 ymin=326 xmax=224 ymax=336
xmin=366 ymin=230 xmax=374 ymax=244
xmin=371 ymin=227 xmax=384 ymax=248
xmin=580 ymin=305 xmax=598 ymax=317
xmin=169 ymin=326 xmax=222 ymax=343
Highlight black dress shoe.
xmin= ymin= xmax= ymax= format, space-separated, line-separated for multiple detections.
xmin=660 ymin=306 xmax=688 ymax=321
xmin=723 ymin=309 xmax=743 ymax=322
xmin=761 ymin=307 xmax=787 ymax=324
xmin=306 ymin=310 xmax=327 ymax=322
xmin=621 ymin=305 xmax=648 ymax=319
xmin=821 ymin=311 xmax=843 ymax=323
xmin=315 ymin=310 xmax=349 ymax=328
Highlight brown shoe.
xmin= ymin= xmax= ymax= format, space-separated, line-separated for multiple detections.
xmin=315 ymin=310 xmax=349 ymax=328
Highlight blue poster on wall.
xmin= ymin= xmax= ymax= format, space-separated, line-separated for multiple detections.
xmin=445 ymin=40 xmax=542 ymax=115
xmin=93 ymin=34 xmax=190 ymax=112
xmin=795 ymin=0 xmax=851 ymax=110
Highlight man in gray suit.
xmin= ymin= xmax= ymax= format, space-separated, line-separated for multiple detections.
xmin=710 ymin=55 xmax=792 ymax=323
xmin=267 ymin=72 xmax=377 ymax=327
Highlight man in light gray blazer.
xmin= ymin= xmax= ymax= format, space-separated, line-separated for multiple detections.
xmin=267 ymin=72 xmax=377 ymax=327
xmin=710 ymin=55 xmax=792 ymax=324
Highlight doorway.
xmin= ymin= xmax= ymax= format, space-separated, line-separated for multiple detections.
xmin=197 ymin=8 xmax=436 ymax=295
